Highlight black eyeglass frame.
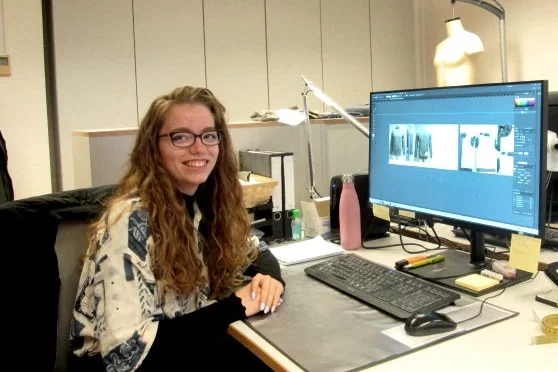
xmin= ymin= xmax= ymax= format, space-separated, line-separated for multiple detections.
xmin=157 ymin=130 xmax=223 ymax=148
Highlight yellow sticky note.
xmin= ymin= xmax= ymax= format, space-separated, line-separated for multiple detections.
xmin=372 ymin=204 xmax=390 ymax=222
xmin=399 ymin=209 xmax=415 ymax=219
xmin=509 ymin=234 xmax=541 ymax=274
xmin=455 ymin=274 xmax=499 ymax=292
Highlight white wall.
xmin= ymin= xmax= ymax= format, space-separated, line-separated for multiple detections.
xmin=52 ymin=0 xmax=138 ymax=195
xmin=418 ymin=0 xmax=558 ymax=90
xmin=52 ymin=0 xmax=414 ymax=192
xmin=0 ymin=0 xmax=51 ymax=199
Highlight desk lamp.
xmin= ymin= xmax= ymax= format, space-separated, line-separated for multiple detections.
xmin=297 ymin=75 xmax=370 ymax=199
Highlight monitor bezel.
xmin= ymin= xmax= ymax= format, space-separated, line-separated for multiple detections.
xmin=367 ymin=80 xmax=548 ymax=296
xmin=368 ymin=80 xmax=548 ymax=239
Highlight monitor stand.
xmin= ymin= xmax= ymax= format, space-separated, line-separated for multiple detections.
xmin=399 ymin=248 xmax=533 ymax=297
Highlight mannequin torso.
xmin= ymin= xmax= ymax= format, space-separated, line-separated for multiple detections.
xmin=434 ymin=18 xmax=484 ymax=86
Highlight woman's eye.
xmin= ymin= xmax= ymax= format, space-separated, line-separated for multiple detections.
xmin=172 ymin=133 xmax=191 ymax=142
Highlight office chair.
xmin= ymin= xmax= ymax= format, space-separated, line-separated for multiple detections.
xmin=0 ymin=184 xmax=116 ymax=371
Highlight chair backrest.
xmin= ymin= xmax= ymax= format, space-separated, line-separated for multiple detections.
xmin=0 ymin=184 xmax=117 ymax=371
xmin=54 ymin=220 xmax=91 ymax=371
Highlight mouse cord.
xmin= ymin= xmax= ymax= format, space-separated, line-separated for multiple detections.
xmin=454 ymin=287 xmax=508 ymax=324
xmin=360 ymin=221 xmax=439 ymax=251
xmin=455 ymin=271 xmax=541 ymax=324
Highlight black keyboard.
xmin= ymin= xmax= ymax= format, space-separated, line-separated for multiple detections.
xmin=304 ymin=254 xmax=460 ymax=319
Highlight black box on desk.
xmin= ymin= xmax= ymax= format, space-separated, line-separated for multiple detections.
xmin=330 ymin=173 xmax=390 ymax=240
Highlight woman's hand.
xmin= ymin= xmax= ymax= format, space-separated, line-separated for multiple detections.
xmin=250 ymin=273 xmax=284 ymax=314
xmin=235 ymin=274 xmax=284 ymax=317
xmin=235 ymin=284 xmax=262 ymax=317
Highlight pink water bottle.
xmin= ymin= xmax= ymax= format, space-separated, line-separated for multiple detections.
xmin=339 ymin=173 xmax=362 ymax=250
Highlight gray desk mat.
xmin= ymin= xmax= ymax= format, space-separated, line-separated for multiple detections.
xmin=246 ymin=257 xmax=518 ymax=372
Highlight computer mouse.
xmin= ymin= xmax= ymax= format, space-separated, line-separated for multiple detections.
xmin=404 ymin=311 xmax=457 ymax=336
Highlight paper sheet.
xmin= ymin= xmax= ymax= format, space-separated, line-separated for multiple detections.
xmin=269 ymin=235 xmax=344 ymax=265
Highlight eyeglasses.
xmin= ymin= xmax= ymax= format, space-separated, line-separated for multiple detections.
xmin=158 ymin=130 xmax=222 ymax=148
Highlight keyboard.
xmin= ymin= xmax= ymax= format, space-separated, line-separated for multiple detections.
xmin=304 ymin=254 xmax=460 ymax=319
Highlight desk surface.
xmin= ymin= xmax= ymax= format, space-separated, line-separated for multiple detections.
xmin=229 ymin=232 xmax=558 ymax=372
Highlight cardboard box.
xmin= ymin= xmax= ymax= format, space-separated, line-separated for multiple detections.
xmin=301 ymin=197 xmax=331 ymax=238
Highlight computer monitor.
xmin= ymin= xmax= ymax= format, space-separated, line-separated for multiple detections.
xmin=368 ymin=80 xmax=548 ymax=295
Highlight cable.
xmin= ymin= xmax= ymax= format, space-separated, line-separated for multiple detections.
xmin=454 ymin=271 xmax=539 ymax=324
xmin=361 ymin=220 xmax=446 ymax=253
xmin=309 ymin=186 xmax=322 ymax=198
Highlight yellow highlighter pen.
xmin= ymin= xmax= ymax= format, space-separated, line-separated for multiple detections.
xmin=404 ymin=255 xmax=445 ymax=269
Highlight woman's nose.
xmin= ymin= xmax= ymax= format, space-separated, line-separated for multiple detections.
xmin=189 ymin=136 xmax=205 ymax=152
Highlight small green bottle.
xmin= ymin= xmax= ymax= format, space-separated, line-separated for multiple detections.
xmin=291 ymin=209 xmax=302 ymax=240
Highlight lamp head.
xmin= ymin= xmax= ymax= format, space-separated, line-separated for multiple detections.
xmin=276 ymin=108 xmax=305 ymax=126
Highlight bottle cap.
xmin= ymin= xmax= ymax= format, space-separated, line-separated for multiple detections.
xmin=341 ymin=173 xmax=354 ymax=184
xmin=292 ymin=209 xmax=300 ymax=218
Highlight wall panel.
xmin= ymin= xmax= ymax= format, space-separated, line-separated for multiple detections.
xmin=204 ymin=0 xmax=268 ymax=122
xmin=265 ymin=0 xmax=323 ymax=112
xmin=133 ymin=0 xmax=206 ymax=119
xmin=370 ymin=0 xmax=417 ymax=91
xmin=53 ymin=0 xmax=137 ymax=190
xmin=0 ymin=0 xmax=51 ymax=198
xmin=321 ymin=0 xmax=372 ymax=108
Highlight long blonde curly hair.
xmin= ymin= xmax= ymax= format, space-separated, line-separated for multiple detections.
xmin=89 ymin=86 xmax=255 ymax=298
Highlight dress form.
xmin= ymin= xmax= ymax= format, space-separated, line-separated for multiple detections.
xmin=434 ymin=18 xmax=484 ymax=87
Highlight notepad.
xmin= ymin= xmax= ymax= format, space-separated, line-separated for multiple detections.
xmin=455 ymin=274 xmax=500 ymax=292
xmin=269 ymin=235 xmax=344 ymax=265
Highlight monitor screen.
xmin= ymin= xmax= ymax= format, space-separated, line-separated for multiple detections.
xmin=368 ymin=80 xmax=548 ymax=295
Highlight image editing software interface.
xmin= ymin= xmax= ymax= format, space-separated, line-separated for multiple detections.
xmin=368 ymin=81 xmax=548 ymax=294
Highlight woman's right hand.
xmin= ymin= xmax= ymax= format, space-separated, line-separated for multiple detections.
xmin=235 ymin=283 xmax=263 ymax=317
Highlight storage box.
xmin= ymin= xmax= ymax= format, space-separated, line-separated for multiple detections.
xmin=239 ymin=174 xmax=278 ymax=208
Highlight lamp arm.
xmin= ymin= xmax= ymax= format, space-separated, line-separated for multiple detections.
xmin=301 ymin=76 xmax=370 ymax=138
xmin=301 ymin=88 xmax=320 ymax=199
xmin=454 ymin=0 xmax=507 ymax=82
xmin=322 ymin=96 xmax=371 ymax=138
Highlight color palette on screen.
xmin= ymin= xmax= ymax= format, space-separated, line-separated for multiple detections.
xmin=514 ymin=97 xmax=536 ymax=107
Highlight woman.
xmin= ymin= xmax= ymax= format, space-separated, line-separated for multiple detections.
xmin=69 ymin=86 xmax=285 ymax=371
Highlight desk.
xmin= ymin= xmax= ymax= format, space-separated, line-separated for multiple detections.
xmin=229 ymin=232 xmax=558 ymax=372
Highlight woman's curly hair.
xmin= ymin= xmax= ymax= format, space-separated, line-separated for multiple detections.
xmin=89 ymin=86 xmax=254 ymax=298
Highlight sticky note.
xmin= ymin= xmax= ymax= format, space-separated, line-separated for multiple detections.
xmin=509 ymin=234 xmax=541 ymax=274
xmin=372 ymin=204 xmax=390 ymax=222
xmin=399 ymin=209 xmax=415 ymax=219
xmin=455 ymin=274 xmax=500 ymax=292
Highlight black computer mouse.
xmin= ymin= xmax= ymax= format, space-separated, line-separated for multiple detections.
xmin=404 ymin=311 xmax=457 ymax=336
